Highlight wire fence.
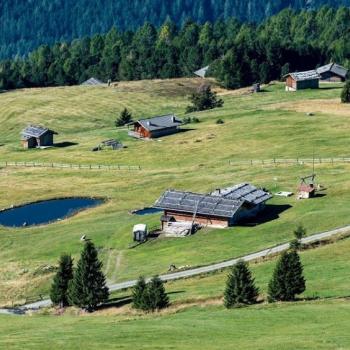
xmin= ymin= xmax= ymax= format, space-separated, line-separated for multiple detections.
xmin=228 ymin=157 xmax=350 ymax=167
xmin=0 ymin=161 xmax=141 ymax=171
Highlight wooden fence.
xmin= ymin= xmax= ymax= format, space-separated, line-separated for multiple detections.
xmin=0 ymin=161 xmax=141 ymax=171
xmin=228 ymin=158 xmax=350 ymax=167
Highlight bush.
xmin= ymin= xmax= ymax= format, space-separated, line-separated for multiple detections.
xmin=115 ymin=108 xmax=133 ymax=127
xmin=216 ymin=118 xmax=224 ymax=124
xmin=341 ymin=81 xmax=350 ymax=103
xmin=186 ymin=85 xmax=224 ymax=113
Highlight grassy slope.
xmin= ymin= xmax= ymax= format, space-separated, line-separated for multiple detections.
xmin=1 ymin=79 xmax=350 ymax=306
xmin=2 ymin=236 xmax=350 ymax=349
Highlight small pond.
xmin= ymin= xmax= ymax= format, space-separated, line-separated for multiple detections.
xmin=0 ymin=198 xmax=104 ymax=228
xmin=132 ymin=207 xmax=162 ymax=216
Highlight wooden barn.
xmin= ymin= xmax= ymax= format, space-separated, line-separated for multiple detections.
xmin=21 ymin=125 xmax=57 ymax=149
xmin=284 ymin=70 xmax=320 ymax=91
xmin=154 ymin=184 xmax=272 ymax=229
xmin=128 ymin=114 xmax=182 ymax=139
xmin=316 ymin=63 xmax=348 ymax=82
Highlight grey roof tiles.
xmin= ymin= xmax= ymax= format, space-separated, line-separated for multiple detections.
xmin=137 ymin=114 xmax=182 ymax=132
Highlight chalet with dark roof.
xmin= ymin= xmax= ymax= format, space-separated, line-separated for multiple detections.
xmin=21 ymin=125 xmax=57 ymax=149
xmin=129 ymin=114 xmax=182 ymax=139
xmin=316 ymin=63 xmax=348 ymax=82
xmin=154 ymin=184 xmax=271 ymax=229
xmin=284 ymin=70 xmax=320 ymax=91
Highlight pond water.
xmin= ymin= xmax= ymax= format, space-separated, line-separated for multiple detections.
xmin=0 ymin=198 xmax=104 ymax=228
xmin=133 ymin=207 xmax=162 ymax=215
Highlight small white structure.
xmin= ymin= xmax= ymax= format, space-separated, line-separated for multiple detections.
xmin=133 ymin=224 xmax=148 ymax=242
xmin=194 ymin=66 xmax=209 ymax=78
xmin=275 ymin=191 xmax=293 ymax=197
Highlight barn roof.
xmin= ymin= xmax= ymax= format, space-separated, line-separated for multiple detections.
xmin=316 ymin=63 xmax=348 ymax=78
xmin=194 ymin=66 xmax=209 ymax=78
xmin=154 ymin=190 xmax=244 ymax=218
xmin=21 ymin=125 xmax=57 ymax=139
xmin=136 ymin=114 xmax=182 ymax=132
xmin=285 ymin=70 xmax=320 ymax=82
xmin=211 ymin=183 xmax=272 ymax=205
xmin=81 ymin=77 xmax=103 ymax=86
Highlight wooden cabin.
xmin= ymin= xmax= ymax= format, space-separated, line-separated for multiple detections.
xmin=154 ymin=184 xmax=272 ymax=229
xmin=128 ymin=114 xmax=182 ymax=139
xmin=284 ymin=70 xmax=320 ymax=91
xmin=316 ymin=63 xmax=348 ymax=82
xmin=21 ymin=125 xmax=57 ymax=149
xmin=297 ymin=184 xmax=316 ymax=199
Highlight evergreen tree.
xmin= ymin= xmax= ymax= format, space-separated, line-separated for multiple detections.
xmin=341 ymin=80 xmax=350 ymax=103
xmin=224 ymin=260 xmax=259 ymax=308
xmin=132 ymin=276 xmax=147 ymax=310
xmin=290 ymin=224 xmax=306 ymax=250
xmin=68 ymin=241 xmax=109 ymax=312
xmin=186 ymin=84 xmax=224 ymax=113
xmin=268 ymin=250 xmax=306 ymax=302
xmin=143 ymin=276 xmax=169 ymax=312
xmin=115 ymin=108 xmax=133 ymax=127
xmin=50 ymin=254 xmax=73 ymax=308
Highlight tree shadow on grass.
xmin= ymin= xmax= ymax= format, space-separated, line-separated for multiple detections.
xmin=238 ymin=204 xmax=292 ymax=227
xmin=54 ymin=141 xmax=78 ymax=148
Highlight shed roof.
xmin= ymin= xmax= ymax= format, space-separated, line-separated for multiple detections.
xmin=211 ymin=183 xmax=272 ymax=205
xmin=316 ymin=63 xmax=348 ymax=78
xmin=154 ymin=190 xmax=244 ymax=219
xmin=194 ymin=66 xmax=209 ymax=78
xmin=136 ymin=114 xmax=182 ymax=132
xmin=21 ymin=125 xmax=57 ymax=139
xmin=285 ymin=70 xmax=320 ymax=82
xmin=81 ymin=77 xmax=103 ymax=86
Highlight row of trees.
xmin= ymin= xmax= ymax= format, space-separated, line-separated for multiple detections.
xmin=2 ymin=6 xmax=350 ymax=90
xmin=225 ymin=226 xmax=306 ymax=308
xmin=1 ymin=0 xmax=346 ymax=59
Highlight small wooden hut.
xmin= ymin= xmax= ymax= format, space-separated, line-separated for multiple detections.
xmin=284 ymin=70 xmax=320 ymax=91
xmin=316 ymin=63 xmax=348 ymax=82
xmin=21 ymin=125 xmax=57 ymax=149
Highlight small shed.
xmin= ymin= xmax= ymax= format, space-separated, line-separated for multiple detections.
xmin=133 ymin=224 xmax=148 ymax=242
xmin=316 ymin=63 xmax=348 ymax=82
xmin=194 ymin=66 xmax=210 ymax=78
xmin=101 ymin=139 xmax=123 ymax=150
xmin=21 ymin=125 xmax=57 ymax=149
xmin=284 ymin=70 xmax=320 ymax=91
xmin=81 ymin=77 xmax=103 ymax=86
xmin=128 ymin=114 xmax=182 ymax=139
xmin=297 ymin=175 xmax=316 ymax=199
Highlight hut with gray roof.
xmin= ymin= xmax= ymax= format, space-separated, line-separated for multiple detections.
xmin=284 ymin=70 xmax=320 ymax=91
xmin=128 ymin=114 xmax=182 ymax=139
xmin=316 ymin=63 xmax=348 ymax=82
xmin=154 ymin=184 xmax=272 ymax=229
xmin=21 ymin=125 xmax=57 ymax=149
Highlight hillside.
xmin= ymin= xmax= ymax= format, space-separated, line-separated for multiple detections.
xmin=1 ymin=78 xmax=350 ymax=309
xmin=1 ymin=0 xmax=350 ymax=59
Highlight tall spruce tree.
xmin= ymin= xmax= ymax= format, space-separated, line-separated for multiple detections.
xmin=341 ymin=80 xmax=350 ymax=103
xmin=224 ymin=260 xmax=259 ymax=308
xmin=68 ymin=241 xmax=109 ymax=312
xmin=268 ymin=250 xmax=305 ymax=302
xmin=115 ymin=108 xmax=133 ymax=127
xmin=186 ymin=84 xmax=223 ymax=113
xmin=50 ymin=254 xmax=74 ymax=308
xmin=132 ymin=276 xmax=147 ymax=310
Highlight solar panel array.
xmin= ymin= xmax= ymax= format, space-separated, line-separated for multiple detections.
xmin=154 ymin=190 xmax=243 ymax=218
xmin=211 ymin=183 xmax=272 ymax=205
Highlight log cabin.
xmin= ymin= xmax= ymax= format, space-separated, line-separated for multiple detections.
xmin=128 ymin=114 xmax=182 ymax=139
xmin=21 ymin=125 xmax=57 ymax=149
xmin=154 ymin=184 xmax=272 ymax=229
xmin=316 ymin=63 xmax=348 ymax=82
xmin=284 ymin=70 xmax=320 ymax=91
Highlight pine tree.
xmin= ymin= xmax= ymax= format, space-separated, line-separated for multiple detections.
xmin=68 ymin=241 xmax=109 ymax=312
xmin=341 ymin=80 xmax=350 ymax=103
xmin=132 ymin=276 xmax=147 ymax=310
xmin=268 ymin=250 xmax=305 ymax=302
xmin=290 ymin=224 xmax=306 ymax=250
xmin=224 ymin=260 xmax=259 ymax=308
xmin=115 ymin=108 xmax=133 ymax=127
xmin=143 ymin=276 xmax=169 ymax=312
xmin=50 ymin=254 xmax=73 ymax=308
xmin=186 ymin=85 xmax=223 ymax=113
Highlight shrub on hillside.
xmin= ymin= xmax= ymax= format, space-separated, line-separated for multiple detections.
xmin=341 ymin=81 xmax=350 ymax=103
xmin=186 ymin=85 xmax=223 ymax=113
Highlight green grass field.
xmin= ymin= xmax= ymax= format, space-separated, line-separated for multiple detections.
xmin=2 ymin=236 xmax=350 ymax=349
xmin=1 ymin=78 xmax=350 ymax=309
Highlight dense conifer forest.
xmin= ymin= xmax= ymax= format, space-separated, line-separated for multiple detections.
xmin=1 ymin=7 xmax=350 ymax=90
xmin=1 ymin=0 xmax=350 ymax=59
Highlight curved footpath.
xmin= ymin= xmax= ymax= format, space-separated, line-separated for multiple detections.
xmin=1 ymin=224 xmax=350 ymax=316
